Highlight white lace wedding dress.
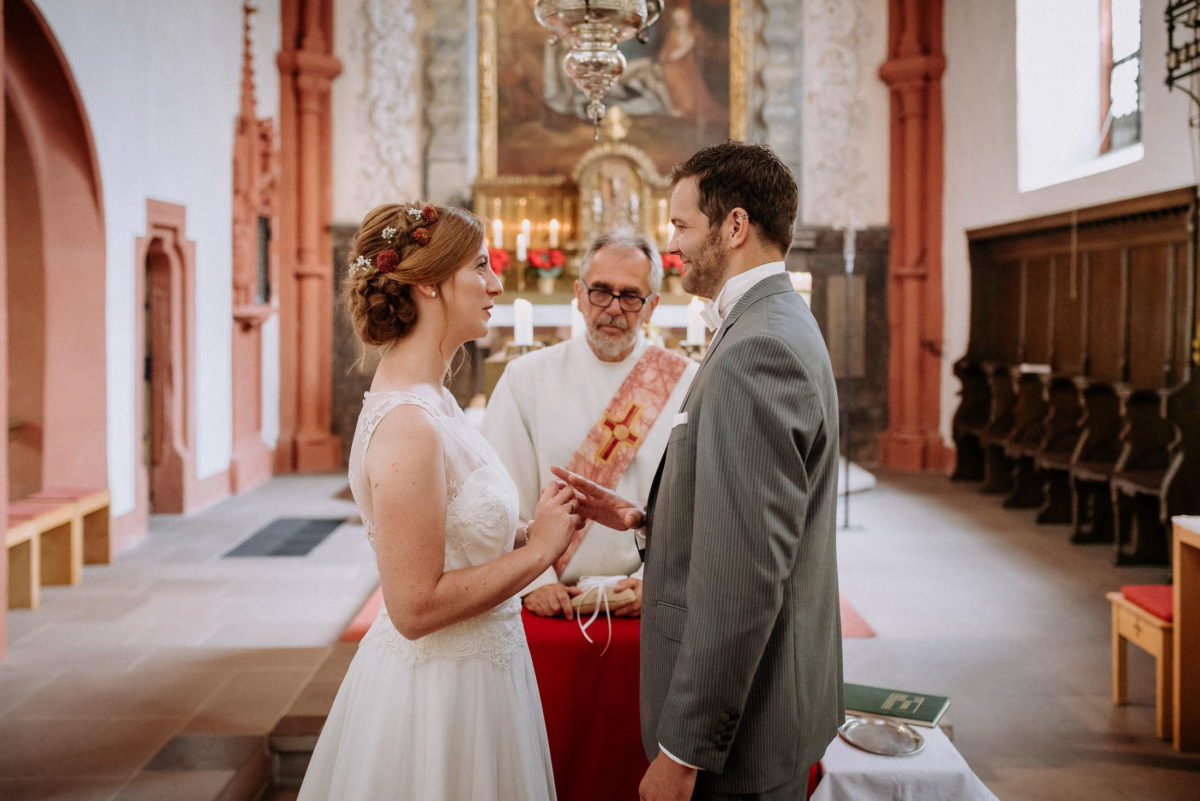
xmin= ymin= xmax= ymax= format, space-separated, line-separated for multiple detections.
xmin=297 ymin=389 xmax=556 ymax=801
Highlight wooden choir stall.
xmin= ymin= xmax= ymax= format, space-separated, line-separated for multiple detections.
xmin=951 ymin=187 xmax=1200 ymax=566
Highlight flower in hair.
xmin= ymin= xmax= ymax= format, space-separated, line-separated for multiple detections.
xmin=382 ymin=226 xmax=398 ymax=241
xmin=420 ymin=205 xmax=439 ymax=224
xmin=412 ymin=228 xmax=431 ymax=246
xmin=375 ymin=249 xmax=400 ymax=273
xmin=407 ymin=207 xmax=424 ymax=221
xmin=348 ymin=255 xmax=372 ymax=277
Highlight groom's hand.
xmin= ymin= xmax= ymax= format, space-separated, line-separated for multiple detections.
xmin=550 ymin=466 xmax=645 ymax=531
xmin=640 ymin=751 xmax=697 ymax=801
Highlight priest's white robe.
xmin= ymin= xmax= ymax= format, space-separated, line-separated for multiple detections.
xmin=482 ymin=336 xmax=698 ymax=593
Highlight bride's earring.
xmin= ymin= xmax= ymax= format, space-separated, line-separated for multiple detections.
xmin=430 ymin=291 xmax=438 ymax=298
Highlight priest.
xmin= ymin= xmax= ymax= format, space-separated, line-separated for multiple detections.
xmin=482 ymin=230 xmax=697 ymax=618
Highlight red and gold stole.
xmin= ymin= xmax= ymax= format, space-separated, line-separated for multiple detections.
xmin=564 ymin=345 xmax=691 ymax=490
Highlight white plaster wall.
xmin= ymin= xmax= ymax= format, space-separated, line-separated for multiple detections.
xmin=941 ymin=0 xmax=1194 ymax=439
xmin=800 ymin=0 xmax=891 ymax=227
xmin=34 ymin=0 xmax=282 ymax=516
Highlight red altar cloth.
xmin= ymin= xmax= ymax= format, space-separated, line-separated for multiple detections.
xmin=523 ymin=609 xmax=646 ymax=801
xmin=521 ymin=610 xmax=820 ymax=799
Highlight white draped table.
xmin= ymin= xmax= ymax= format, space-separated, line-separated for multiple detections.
xmin=810 ymin=725 xmax=998 ymax=801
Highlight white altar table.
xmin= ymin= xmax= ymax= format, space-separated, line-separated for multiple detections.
xmin=811 ymin=725 xmax=997 ymax=801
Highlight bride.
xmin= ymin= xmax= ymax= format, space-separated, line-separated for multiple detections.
xmin=297 ymin=202 xmax=581 ymax=800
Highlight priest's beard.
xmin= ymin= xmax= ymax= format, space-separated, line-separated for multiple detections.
xmin=681 ymin=224 xmax=729 ymax=299
xmin=586 ymin=314 xmax=639 ymax=361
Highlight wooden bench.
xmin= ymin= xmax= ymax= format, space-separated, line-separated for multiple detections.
xmin=1108 ymin=585 xmax=1173 ymax=739
xmin=7 ymin=501 xmax=83 ymax=590
xmin=25 ymin=488 xmax=111 ymax=564
xmin=6 ymin=516 xmax=40 ymax=608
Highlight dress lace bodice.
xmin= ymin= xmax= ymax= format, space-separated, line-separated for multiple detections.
xmin=347 ymin=388 xmax=524 ymax=665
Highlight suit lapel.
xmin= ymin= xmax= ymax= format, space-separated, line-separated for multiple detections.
xmin=676 ymin=272 xmax=795 ymax=410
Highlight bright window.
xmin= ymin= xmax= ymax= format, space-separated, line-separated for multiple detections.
xmin=1101 ymin=0 xmax=1142 ymax=152
xmin=1016 ymin=0 xmax=1144 ymax=191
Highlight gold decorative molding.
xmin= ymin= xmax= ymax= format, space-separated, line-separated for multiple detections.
xmin=731 ymin=0 xmax=747 ymax=141
xmin=478 ymin=0 xmax=499 ymax=178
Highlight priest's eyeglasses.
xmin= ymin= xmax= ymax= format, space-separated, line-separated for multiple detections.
xmin=581 ymin=281 xmax=652 ymax=312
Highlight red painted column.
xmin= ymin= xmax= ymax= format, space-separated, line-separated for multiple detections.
xmin=1 ymin=0 xmax=9 ymax=658
xmin=275 ymin=0 xmax=341 ymax=472
xmin=878 ymin=0 xmax=951 ymax=472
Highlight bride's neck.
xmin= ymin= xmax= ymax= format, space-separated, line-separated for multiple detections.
xmin=372 ymin=327 xmax=458 ymax=390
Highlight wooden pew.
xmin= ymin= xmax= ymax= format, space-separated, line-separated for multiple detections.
xmin=1004 ymin=367 xmax=1051 ymax=508
xmin=1070 ymin=383 xmax=1122 ymax=544
xmin=1033 ymin=376 xmax=1085 ymax=524
xmin=950 ymin=358 xmax=989 ymax=482
xmin=978 ymin=363 xmax=1018 ymax=495
xmin=1110 ymin=391 xmax=1179 ymax=564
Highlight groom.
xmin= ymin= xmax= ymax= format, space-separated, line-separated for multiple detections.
xmin=556 ymin=141 xmax=843 ymax=800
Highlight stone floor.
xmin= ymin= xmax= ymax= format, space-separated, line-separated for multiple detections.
xmin=0 ymin=474 xmax=376 ymax=801
xmin=1 ymin=470 xmax=1198 ymax=800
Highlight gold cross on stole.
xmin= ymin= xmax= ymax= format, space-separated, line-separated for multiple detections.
xmin=596 ymin=402 xmax=642 ymax=463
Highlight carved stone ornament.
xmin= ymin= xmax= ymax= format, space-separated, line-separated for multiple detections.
xmin=358 ymin=0 xmax=423 ymax=206
xmin=801 ymin=0 xmax=871 ymax=227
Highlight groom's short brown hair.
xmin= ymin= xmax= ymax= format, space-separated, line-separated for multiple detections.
xmin=671 ymin=141 xmax=797 ymax=255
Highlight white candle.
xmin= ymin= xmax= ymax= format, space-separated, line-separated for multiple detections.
xmin=516 ymin=233 xmax=528 ymax=262
xmin=520 ymin=219 xmax=532 ymax=247
xmin=492 ymin=219 xmax=503 ymax=250
xmin=686 ymin=297 xmax=706 ymax=345
xmin=513 ymin=299 xmax=534 ymax=345
xmin=843 ymin=226 xmax=857 ymax=263
xmin=548 ymin=218 xmax=560 ymax=248
xmin=570 ymin=298 xmax=585 ymax=338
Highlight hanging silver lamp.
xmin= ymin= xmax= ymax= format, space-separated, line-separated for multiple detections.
xmin=534 ymin=0 xmax=662 ymax=136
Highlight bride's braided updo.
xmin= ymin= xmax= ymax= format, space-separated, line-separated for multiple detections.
xmin=342 ymin=202 xmax=486 ymax=346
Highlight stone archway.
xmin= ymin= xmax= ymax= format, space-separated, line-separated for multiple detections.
xmin=3 ymin=0 xmax=107 ymax=504
xmin=2 ymin=0 xmax=106 ymax=654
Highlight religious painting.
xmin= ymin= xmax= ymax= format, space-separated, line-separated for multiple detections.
xmin=479 ymin=0 xmax=745 ymax=179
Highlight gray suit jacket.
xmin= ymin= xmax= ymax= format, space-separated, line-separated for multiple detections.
xmin=641 ymin=271 xmax=843 ymax=794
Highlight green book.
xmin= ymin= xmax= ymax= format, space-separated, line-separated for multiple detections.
xmin=843 ymin=682 xmax=951 ymax=728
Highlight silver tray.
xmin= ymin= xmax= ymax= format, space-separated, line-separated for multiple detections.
xmin=837 ymin=716 xmax=925 ymax=756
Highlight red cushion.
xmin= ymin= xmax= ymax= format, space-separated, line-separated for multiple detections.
xmin=1120 ymin=585 xmax=1173 ymax=622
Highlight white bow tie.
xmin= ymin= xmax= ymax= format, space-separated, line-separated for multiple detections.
xmin=700 ymin=302 xmax=723 ymax=332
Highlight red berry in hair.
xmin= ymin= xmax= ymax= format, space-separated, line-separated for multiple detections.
xmin=421 ymin=205 xmax=438 ymax=224
xmin=375 ymin=249 xmax=400 ymax=273
xmin=412 ymin=227 xmax=432 ymax=246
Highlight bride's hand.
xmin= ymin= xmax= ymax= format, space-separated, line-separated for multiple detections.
xmin=549 ymin=467 xmax=645 ymax=531
xmin=527 ymin=481 xmax=583 ymax=564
